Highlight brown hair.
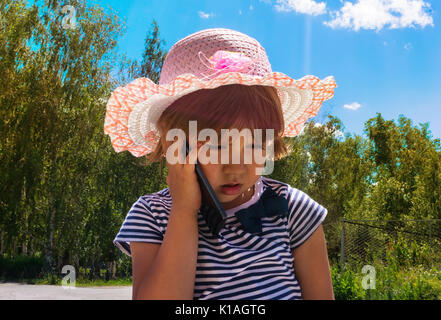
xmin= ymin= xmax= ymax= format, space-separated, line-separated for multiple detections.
xmin=143 ymin=84 xmax=290 ymax=167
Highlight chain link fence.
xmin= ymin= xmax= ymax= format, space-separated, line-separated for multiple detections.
xmin=340 ymin=219 xmax=441 ymax=268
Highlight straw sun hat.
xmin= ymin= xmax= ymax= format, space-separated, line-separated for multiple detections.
xmin=104 ymin=28 xmax=337 ymax=157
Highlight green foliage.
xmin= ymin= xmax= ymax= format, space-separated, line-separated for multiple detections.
xmin=139 ymin=20 xmax=167 ymax=83
xmin=0 ymin=254 xmax=45 ymax=280
xmin=384 ymin=236 xmax=440 ymax=269
xmin=363 ymin=114 xmax=441 ymax=220
xmin=332 ymin=262 xmax=441 ymax=300
xmin=331 ymin=265 xmax=365 ymax=300
xmin=335 ymin=233 xmax=441 ymax=300
xmin=0 ymin=0 xmax=167 ymax=274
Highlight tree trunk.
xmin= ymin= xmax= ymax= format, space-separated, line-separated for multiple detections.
xmin=0 ymin=231 xmax=3 ymax=255
xmin=45 ymin=206 xmax=55 ymax=273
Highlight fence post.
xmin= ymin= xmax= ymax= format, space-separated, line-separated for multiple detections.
xmin=341 ymin=219 xmax=345 ymax=267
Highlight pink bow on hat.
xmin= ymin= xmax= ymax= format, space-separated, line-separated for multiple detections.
xmin=198 ymin=50 xmax=254 ymax=79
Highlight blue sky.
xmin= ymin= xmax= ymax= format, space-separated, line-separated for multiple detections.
xmin=96 ymin=0 xmax=441 ymax=140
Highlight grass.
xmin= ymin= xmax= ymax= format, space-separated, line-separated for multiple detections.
xmin=2 ymin=241 xmax=440 ymax=297
xmin=331 ymin=262 xmax=441 ymax=300
xmin=1 ymin=275 xmax=132 ymax=287
xmin=70 ymin=278 xmax=132 ymax=287
xmin=4 ymin=263 xmax=440 ymax=299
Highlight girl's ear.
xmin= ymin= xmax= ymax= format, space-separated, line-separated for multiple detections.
xmin=161 ymin=139 xmax=172 ymax=157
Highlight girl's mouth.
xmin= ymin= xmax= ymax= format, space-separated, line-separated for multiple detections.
xmin=220 ymin=183 xmax=242 ymax=195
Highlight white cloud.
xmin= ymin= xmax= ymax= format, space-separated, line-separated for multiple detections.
xmin=274 ymin=0 xmax=327 ymax=15
xmin=343 ymin=102 xmax=362 ymax=110
xmin=324 ymin=0 xmax=434 ymax=31
xmin=239 ymin=9 xmax=243 ymax=15
xmin=250 ymin=4 xmax=254 ymax=10
xmin=198 ymin=11 xmax=215 ymax=19
xmin=404 ymin=42 xmax=413 ymax=50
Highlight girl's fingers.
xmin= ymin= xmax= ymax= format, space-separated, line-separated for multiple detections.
xmin=177 ymin=139 xmax=185 ymax=164
xmin=168 ymin=140 xmax=183 ymax=166
xmin=168 ymin=139 xmax=204 ymax=166
xmin=187 ymin=143 xmax=200 ymax=165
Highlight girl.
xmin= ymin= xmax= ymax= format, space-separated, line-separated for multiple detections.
xmin=104 ymin=28 xmax=337 ymax=300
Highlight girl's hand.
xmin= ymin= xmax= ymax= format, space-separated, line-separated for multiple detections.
xmin=166 ymin=141 xmax=202 ymax=216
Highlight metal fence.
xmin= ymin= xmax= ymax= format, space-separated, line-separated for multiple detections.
xmin=340 ymin=219 xmax=441 ymax=268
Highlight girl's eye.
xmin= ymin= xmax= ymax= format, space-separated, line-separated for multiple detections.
xmin=208 ymin=144 xmax=263 ymax=149
xmin=208 ymin=145 xmax=225 ymax=149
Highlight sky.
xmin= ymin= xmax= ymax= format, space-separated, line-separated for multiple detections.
xmin=96 ymin=0 xmax=441 ymax=140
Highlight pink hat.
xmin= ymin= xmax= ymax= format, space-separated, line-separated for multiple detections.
xmin=104 ymin=28 xmax=337 ymax=157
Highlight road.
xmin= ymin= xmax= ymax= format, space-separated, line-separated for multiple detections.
xmin=0 ymin=283 xmax=132 ymax=300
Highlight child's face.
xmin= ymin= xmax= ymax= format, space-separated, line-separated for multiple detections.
xmin=198 ymin=136 xmax=266 ymax=210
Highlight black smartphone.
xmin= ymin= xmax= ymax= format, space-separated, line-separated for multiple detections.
xmin=184 ymin=141 xmax=227 ymax=235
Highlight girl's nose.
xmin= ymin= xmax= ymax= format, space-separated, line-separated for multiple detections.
xmin=221 ymin=143 xmax=247 ymax=174
xmin=222 ymin=162 xmax=247 ymax=177
xmin=223 ymin=141 xmax=246 ymax=163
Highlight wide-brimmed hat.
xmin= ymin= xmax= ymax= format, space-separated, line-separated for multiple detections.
xmin=104 ymin=28 xmax=337 ymax=157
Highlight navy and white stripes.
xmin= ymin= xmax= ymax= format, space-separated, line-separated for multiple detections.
xmin=114 ymin=176 xmax=327 ymax=300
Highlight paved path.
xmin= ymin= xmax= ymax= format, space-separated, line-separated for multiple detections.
xmin=0 ymin=283 xmax=132 ymax=300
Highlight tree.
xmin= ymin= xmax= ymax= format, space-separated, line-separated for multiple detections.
xmin=0 ymin=0 xmax=123 ymax=272
xmin=364 ymin=114 xmax=441 ymax=221
xmin=138 ymin=20 xmax=167 ymax=83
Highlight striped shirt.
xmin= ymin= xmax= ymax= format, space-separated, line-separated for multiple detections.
xmin=114 ymin=175 xmax=327 ymax=300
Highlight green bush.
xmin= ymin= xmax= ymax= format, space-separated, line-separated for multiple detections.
xmin=0 ymin=253 xmax=133 ymax=283
xmin=331 ymin=262 xmax=441 ymax=300
xmin=115 ymin=254 xmax=132 ymax=278
xmin=384 ymin=236 xmax=440 ymax=270
xmin=331 ymin=264 xmax=365 ymax=300
xmin=0 ymin=254 xmax=45 ymax=280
